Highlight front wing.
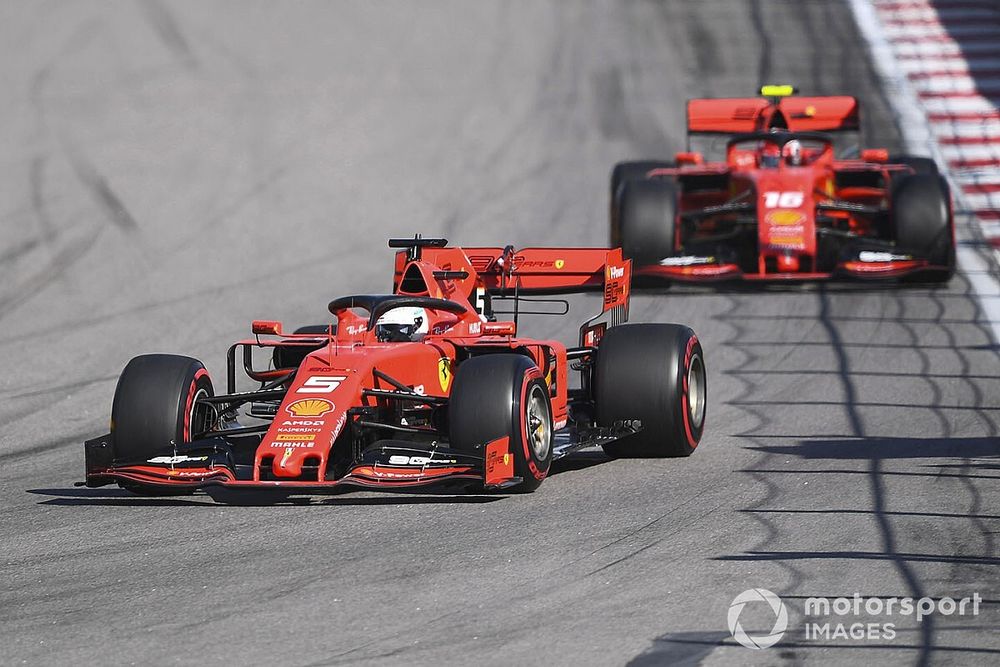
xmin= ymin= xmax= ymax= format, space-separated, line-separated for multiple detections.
xmin=83 ymin=422 xmax=640 ymax=494
xmin=636 ymin=251 xmax=945 ymax=282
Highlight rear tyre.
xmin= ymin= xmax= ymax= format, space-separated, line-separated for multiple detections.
xmin=111 ymin=354 xmax=214 ymax=494
xmin=889 ymin=154 xmax=939 ymax=176
xmin=610 ymin=160 xmax=674 ymax=246
xmin=891 ymin=173 xmax=954 ymax=283
xmin=595 ymin=324 xmax=706 ymax=458
xmin=449 ymin=354 xmax=552 ymax=493
xmin=618 ymin=178 xmax=679 ymax=265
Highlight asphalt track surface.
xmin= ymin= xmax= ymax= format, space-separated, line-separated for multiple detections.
xmin=2 ymin=2 xmax=998 ymax=665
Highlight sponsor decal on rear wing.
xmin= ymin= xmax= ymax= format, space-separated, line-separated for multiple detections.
xmin=396 ymin=244 xmax=630 ymax=299
xmin=687 ymin=95 xmax=859 ymax=135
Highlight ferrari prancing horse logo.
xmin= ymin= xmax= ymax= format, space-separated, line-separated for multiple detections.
xmin=438 ymin=358 xmax=452 ymax=392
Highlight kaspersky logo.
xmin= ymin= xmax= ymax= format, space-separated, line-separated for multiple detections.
xmin=728 ymin=589 xmax=788 ymax=649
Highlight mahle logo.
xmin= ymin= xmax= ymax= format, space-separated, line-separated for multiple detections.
xmin=728 ymin=588 xmax=788 ymax=649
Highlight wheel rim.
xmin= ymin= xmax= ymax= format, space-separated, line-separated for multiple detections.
xmin=188 ymin=387 xmax=213 ymax=440
xmin=687 ymin=353 xmax=706 ymax=429
xmin=525 ymin=384 xmax=551 ymax=460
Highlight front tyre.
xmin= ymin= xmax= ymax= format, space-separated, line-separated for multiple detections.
xmin=595 ymin=324 xmax=706 ymax=458
xmin=449 ymin=354 xmax=553 ymax=493
xmin=610 ymin=160 xmax=674 ymax=246
xmin=111 ymin=354 xmax=214 ymax=493
xmin=618 ymin=178 xmax=679 ymax=266
xmin=891 ymin=173 xmax=954 ymax=283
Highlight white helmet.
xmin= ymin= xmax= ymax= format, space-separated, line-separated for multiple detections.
xmin=375 ymin=306 xmax=429 ymax=342
xmin=783 ymin=139 xmax=803 ymax=166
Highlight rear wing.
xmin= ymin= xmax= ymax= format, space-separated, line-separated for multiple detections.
xmin=687 ymin=94 xmax=859 ymax=136
xmin=390 ymin=239 xmax=631 ymax=346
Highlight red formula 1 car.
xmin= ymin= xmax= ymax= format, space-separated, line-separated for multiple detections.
xmin=610 ymin=86 xmax=954 ymax=282
xmin=83 ymin=238 xmax=707 ymax=498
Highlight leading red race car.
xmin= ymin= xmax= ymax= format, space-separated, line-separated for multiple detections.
xmin=610 ymin=86 xmax=954 ymax=282
xmin=83 ymin=238 xmax=707 ymax=498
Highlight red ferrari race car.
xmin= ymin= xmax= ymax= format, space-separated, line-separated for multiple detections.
xmin=83 ymin=238 xmax=707 ymax=498
xmin=610 ymin=85 xmax=954 ymax=282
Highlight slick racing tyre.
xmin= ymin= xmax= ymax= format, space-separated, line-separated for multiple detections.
xmin=610 ymin=160 xmax=674 ymax=246
xmin=891 ymin=173 xmax=955 ymax=283
xmin=111 ymin=355 xmax=214 ymax=493
xmin=449 ymin=354 xmax=553 ymax=493
xmin=617 ymin=178 xmax=679 ymax=266
xmin=595 ymin=324 xmax=706 ymax=458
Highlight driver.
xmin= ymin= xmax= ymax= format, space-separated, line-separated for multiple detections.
xmin=374 ymin=306 xmax=429 ymax=342
xmin=759 ymin=142 xmax=781 ymax=168
xmin=783 ymin=139 xmax=803 ymax=166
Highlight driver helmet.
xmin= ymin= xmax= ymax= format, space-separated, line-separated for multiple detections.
xmin=375 ymin=306 xmax=429 ymax=342
xmin=760 ymin=142 xmax=781 ymax=168
xmin=783 ymin=139 xmax=803 ymax=166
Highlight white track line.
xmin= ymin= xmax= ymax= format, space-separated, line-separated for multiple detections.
xmin=848 ymin=0 xmax=1000 ymax=344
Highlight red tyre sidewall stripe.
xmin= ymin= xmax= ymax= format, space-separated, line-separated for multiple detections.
xmin=520 ymin=367 xmax=547 ymax=480
xmin=681 ymin=335 xmax=698 ymax=449
xmin=183 ymin=368 xmax=209 ymax=441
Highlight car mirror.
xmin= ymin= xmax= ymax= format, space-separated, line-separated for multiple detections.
xmin=252 ymin=320 xmax=284 ymax=335
xmin=675 ymin=151 xmax=704 ymax=166
xmin=861 ymin=148 xmax=888 ymax=163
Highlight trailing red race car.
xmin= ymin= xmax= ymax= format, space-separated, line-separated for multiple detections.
xmin=83 ymin=238 xmax=707 ymax=498
xmin=610 ymin=85 xmax=954 ymax=282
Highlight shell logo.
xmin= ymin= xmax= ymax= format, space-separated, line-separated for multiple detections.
xmin=766 ymin=209 xmax=805 ymax=226
xmin=286 ymin=398 xmax=334 ymax=418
